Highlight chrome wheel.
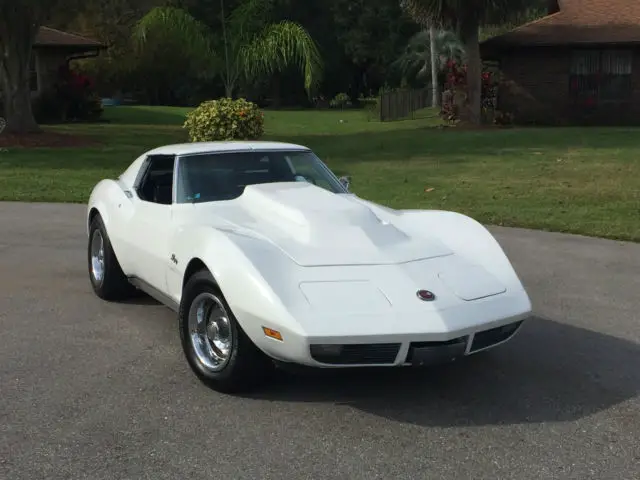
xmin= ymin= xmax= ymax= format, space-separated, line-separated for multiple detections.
xmin=90 ymin=229 xmax=105 ymax=283
xmin=188 ymin=292 xmax=233 ymax=372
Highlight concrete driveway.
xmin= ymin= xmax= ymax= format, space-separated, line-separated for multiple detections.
xmin=1 ymin=202 xmax=638 ymax=480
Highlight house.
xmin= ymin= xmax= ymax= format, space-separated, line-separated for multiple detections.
xmin=30 ymin=26 xmax=106 ymax=97
xmin=480 ymin=0 xmax=640 ymax=125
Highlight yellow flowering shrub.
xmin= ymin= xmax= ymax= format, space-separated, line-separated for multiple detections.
xmin=183 ymin=97 xmax=265 ymax=142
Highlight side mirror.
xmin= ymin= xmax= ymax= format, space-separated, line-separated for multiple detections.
xmin=339 ymin=175 xmax=351 ymax=191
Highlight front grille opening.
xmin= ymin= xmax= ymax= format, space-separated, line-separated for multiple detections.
xmin=405 ymin=337 xmax=468 ymax=363
xmin=310 ymin=343 xmax=401 ymax=365
xmin=470 ymin=320 xmax=523 ymax=352
xmin=410 ymin=337 xmax=468 ymax=349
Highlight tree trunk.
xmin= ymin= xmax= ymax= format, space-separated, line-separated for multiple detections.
xmin=224 ymin=82 xmax=234 ymax=98
xmin=429 ymin=25 xmax=440 ymax=107
xmin=459 ymin=18 xmax=482 ymax=126
xmin=0 ymin=14 xmax=41 ymax=134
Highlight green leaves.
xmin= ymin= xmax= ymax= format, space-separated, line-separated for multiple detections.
xmin=132 ymin=6 xmax=216 ymax=72
xmin=392 ymin=28 xmax=465 ymax=84
xmin=183 ymin=97 xmax=265 ymax=142
xmin=130 ymin=3 xmax=323 ymax=98
xmin=400 ymin=0 xmax=535 ymax=27
xmin=239 ymin=21 xmax=323 ymax=97
xmin=399 ymin=0 xmax=535 ymax=125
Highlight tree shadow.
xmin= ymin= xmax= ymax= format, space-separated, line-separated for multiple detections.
xmin=284 ymin=124 xmax=638 ymax=165
xmin=240 ymin=316 xmax=640 ymax=427
xmin=102 ymin=106 xmax=188 ymax=126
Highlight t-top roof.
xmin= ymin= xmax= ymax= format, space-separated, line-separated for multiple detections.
xmin=35 ymin=26 xmax=105 ymax=49
xmin=146 ymin=141 xmax=311 ymax=156
xmin=482 ymin=0 xmax=640 ymax=50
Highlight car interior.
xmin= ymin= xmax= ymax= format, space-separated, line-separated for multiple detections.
xmin=136 ymin=154 xmax=175 ymax=205
xmin=176 ymin=152 xmax=302 ymax=203
xmin=135 ymin=151 xmax=329 ymax=205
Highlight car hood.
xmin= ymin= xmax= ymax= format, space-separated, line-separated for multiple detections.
xmin=192 ymin=182 xmax=454 ymax=267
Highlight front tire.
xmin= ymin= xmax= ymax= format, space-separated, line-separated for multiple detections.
xmin=179 ymin=269 xmax=273 ymax=393
xmin=88 ymin=214 xmax=137 ymax=301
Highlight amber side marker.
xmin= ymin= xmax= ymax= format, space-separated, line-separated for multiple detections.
xmin=262 ymin=327 xmax=283 ymax=341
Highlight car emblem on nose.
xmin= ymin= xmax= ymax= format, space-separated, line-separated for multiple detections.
xmin=416 ymin=289 xmax=435 ymax=301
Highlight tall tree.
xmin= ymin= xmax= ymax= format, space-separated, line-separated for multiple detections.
xmin=0 ymin=1 xmax=78 ymax=133
xmin=400 ymin=0 xmax=531 ymax=125
xmin=392 ymin=28 xmax=464 ymax=88
xmin=133 ymin=1 xmax=323 ymax=99
xmin=429 ymin=25 xmax=438 ymax=106
xmin=330 ymin=0 xmax=418 ymax=96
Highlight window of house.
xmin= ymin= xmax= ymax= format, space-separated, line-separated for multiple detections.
xmin=569 ymin=49 xmax=633 ymax=104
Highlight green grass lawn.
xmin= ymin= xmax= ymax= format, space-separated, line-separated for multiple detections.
xmin=1 ymin=105 xmax=639 ymax=242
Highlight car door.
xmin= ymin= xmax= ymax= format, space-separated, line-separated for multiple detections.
xmin=127 ymin=154 xmax=176 ymax=293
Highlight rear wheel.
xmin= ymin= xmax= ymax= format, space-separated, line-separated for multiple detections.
xmin=179 ymin=269 xmax=273 ymax=393
xmin=88 ymin=214 xmax=137 ymax=301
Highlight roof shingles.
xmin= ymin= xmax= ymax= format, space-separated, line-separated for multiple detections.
xmin=482 ymin=0 xmax=640 ymax=48
xmin=34 ymin=26 xmax=105 ymax=48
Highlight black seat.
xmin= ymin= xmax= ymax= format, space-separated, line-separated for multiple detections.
xmin=153 ymin=184 xmax=172 ymax=204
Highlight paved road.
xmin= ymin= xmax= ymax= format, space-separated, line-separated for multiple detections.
xmin=1 ymin=202 xmax=639 ymax=480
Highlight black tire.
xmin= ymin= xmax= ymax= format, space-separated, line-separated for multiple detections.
xmin=88 ymin=214 xmax=137 ymax=301
xmin=179 ymin=269 xmax=274 ymax=393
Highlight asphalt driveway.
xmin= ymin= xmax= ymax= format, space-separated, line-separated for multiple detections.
xmin=1 ymin=202 xmax=638 ymax=480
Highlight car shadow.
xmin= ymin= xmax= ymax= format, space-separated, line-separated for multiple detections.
xmin=239 ymin=316 xmax=640 ymax=427
xmin=120 ymin=294 xmax=163 ymax=307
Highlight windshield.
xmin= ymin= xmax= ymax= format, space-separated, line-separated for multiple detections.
xmin=175 ymin=149 xmax=346 ymax=203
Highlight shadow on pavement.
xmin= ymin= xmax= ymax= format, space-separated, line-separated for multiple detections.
xmin=241 ymin=317 xmax=640 ymax=427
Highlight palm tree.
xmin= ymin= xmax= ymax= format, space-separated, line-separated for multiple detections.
xmin=392 ymin=27 xmax=465 ymax=93
xmin=400 ymin=0 xmax=531 ymax=125
xmin=133 ymin=1 xmax=323 ymax=99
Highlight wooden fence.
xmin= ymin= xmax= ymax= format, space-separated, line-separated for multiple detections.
xmin=378 ymin=88 xmax=434 ymax=122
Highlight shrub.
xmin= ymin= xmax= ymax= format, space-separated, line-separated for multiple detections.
xmin=440 ymin=60 xmax=502 ymax=124
xmin=183 ymin=97 xmax=264 ymax=142
xmin=329 ymin=92 xmax=351 ymax=109
xmin=32 ymin=66 xmax=103 ymax=124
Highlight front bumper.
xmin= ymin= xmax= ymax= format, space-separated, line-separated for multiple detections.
xmin=310 ymin=318 xmax=525 ymax=367
xmin=260 ymin=314 xmax=528 ymax=368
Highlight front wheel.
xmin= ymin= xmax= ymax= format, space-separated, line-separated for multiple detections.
xmin=178 ymin=269 xmax=273 ymax=393
xmin=88 ymin=214 xmax=137 ymax=301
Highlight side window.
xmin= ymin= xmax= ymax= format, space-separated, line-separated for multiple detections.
xmin=285 ymin=153 xmax=333 ymax=191
xmin=135 ymin=154 xmax=176 ymax=205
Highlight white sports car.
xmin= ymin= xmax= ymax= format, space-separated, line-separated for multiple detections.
xmin=87 ymin=141 xmax=532 ymax=392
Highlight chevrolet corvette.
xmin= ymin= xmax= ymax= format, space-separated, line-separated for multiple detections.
xmin=86 ymin=141 xmax=532 ymax=392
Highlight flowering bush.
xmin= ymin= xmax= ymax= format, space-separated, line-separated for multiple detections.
xmin=440 ymin=60 xmax=500 ymax=124
xmin=329 ymin=92 xmax=351 ymax=109
xmin=33 ymin=65 xmax=103 ymax=123
xmin=183 ymin=98 xmax=264 ymax=142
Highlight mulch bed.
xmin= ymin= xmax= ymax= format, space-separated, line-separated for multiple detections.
xmin=0 ymin=131 xmax=102 ymax=148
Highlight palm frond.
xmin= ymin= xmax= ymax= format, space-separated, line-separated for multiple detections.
xmin=132 ymin=6 xmax=215 ymax=63
xmin=400 ymin=0 xmax=534 ymax=27
xmin=228 ymin=0 xmax=274 ymax=37
xmin=391 ymin=28 xmax=464 ymax=83
xmin=239 ymin=20 xmax=323 ymax=96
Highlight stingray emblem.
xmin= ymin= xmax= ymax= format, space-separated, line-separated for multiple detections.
xmin=416 ymin=289 xmax=436 ymax=301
